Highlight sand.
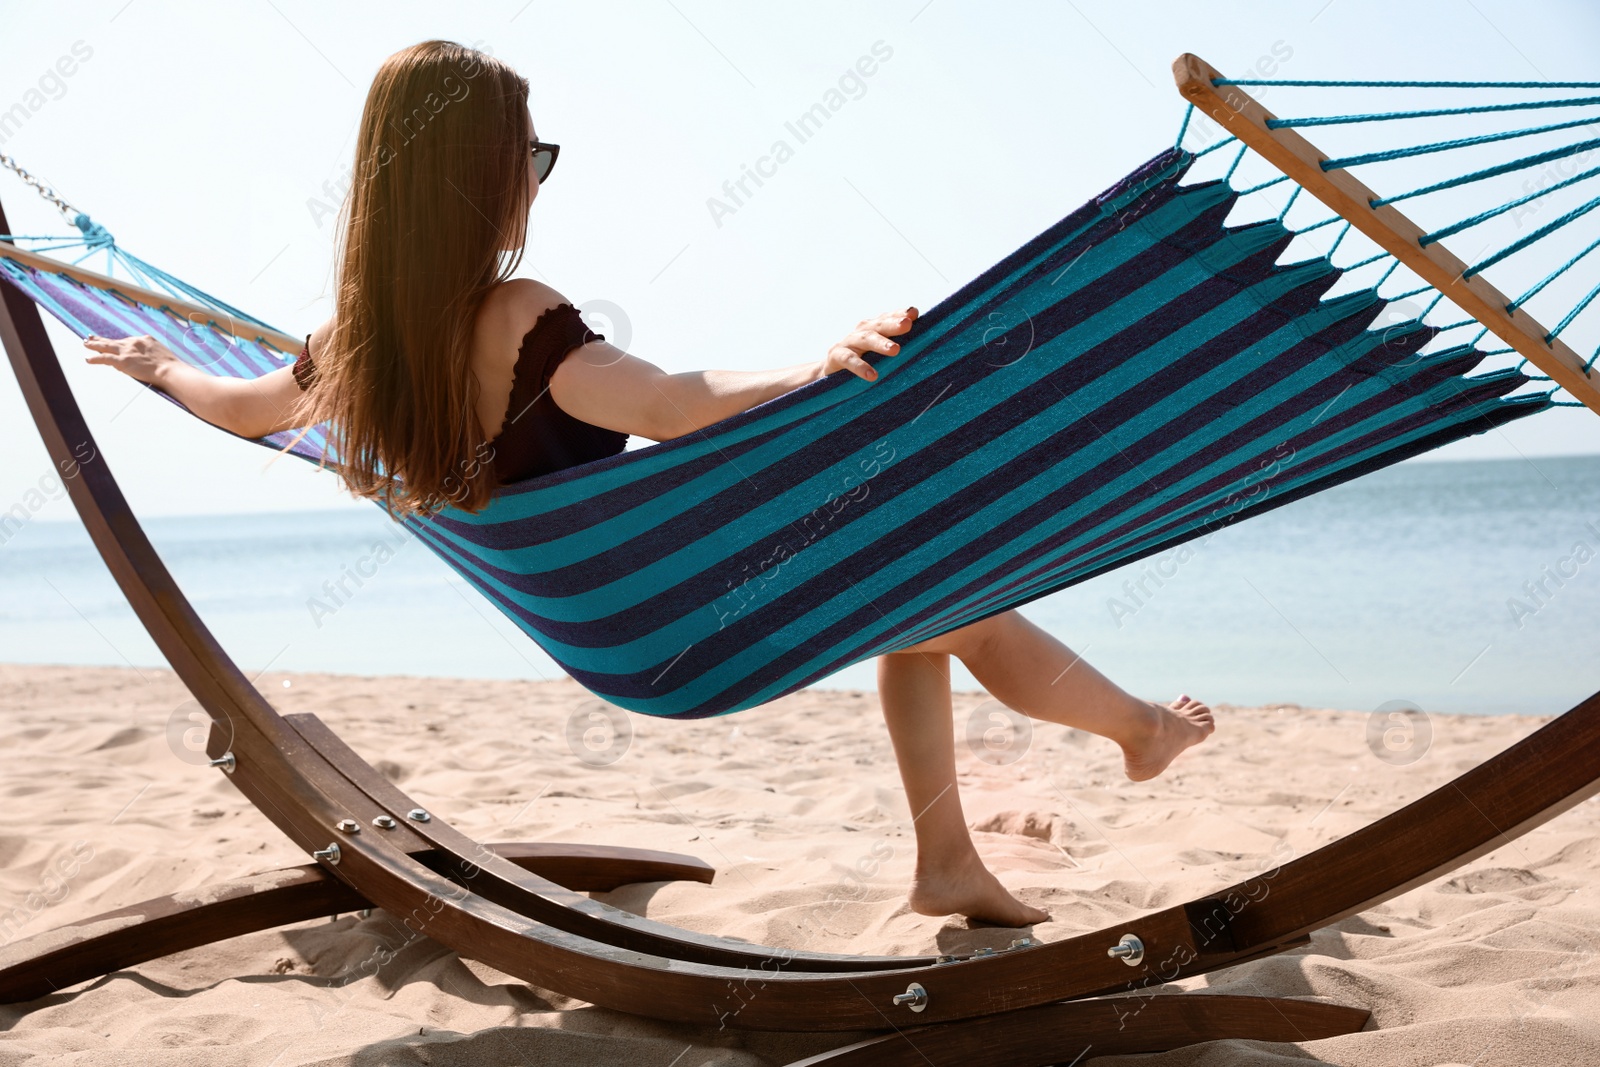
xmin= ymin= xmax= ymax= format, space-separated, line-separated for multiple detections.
xmin=1 ymin=662 xmax=1598 ymax=1066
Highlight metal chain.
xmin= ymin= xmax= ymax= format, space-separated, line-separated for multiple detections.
xmin=0 ymin=151 xmax=80 ymax=220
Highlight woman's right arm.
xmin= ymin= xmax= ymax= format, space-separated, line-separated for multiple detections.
xmin=83 ymin=330 xmax=320 ymax=440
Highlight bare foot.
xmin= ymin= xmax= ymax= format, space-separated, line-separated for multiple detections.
xmin=908 ymin=849 xmax=1049 ymax=927
xmin=1121 ymin=694 xmax=1215 ymax=782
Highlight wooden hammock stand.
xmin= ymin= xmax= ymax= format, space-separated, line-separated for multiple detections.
xmin=2 ymin=55 xmax=1598 ymax=1065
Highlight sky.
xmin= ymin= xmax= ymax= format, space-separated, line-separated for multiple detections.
xmin=1 ymin=0 xmax=1598 ymax=519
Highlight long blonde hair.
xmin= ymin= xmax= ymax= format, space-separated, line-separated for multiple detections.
xmin=294 ymin=40 xmax=531 ymax=516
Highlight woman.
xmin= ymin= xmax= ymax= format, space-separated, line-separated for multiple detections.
xmin=84 ymin=40 xmax=1214 ymax=927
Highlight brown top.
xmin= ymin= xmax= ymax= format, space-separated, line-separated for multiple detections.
xmin=292 ymin=303 xmax=629 ymax=485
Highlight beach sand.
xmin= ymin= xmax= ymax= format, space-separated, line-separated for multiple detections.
xmin=1 ymin=662 xmax=1598 ymax=1065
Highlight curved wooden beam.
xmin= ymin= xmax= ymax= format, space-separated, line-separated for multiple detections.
xmin=282 ymin=711 xmax=925 ymax=972
xmin=782 ymin=994 xmax=1370 ymax=1066
xmin=0 ymin=842 xmax=711 ymax=1004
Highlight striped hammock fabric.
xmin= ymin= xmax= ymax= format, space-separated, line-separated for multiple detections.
xmin=0 ymin=147 xmax=1549 ymax=718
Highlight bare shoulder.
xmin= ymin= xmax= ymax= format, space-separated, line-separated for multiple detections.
xmin=476 ymin=278 xmax=572 ymax=343
xmin=469 ymin=279 xmax=578 ymax=439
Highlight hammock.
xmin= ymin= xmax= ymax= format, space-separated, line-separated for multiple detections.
xmin=3 ymin=71 xmax=1596 ymax=720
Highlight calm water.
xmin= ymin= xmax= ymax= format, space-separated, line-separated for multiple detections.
xmin=1 ymin=456 xmax=1596 ymax=716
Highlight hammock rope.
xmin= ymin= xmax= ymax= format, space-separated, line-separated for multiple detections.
xmin=1322 ymin=114 xmax=1600 ymax=171
xmin=1234 ymin=173 xmax=1292 ymax=197
xmin=0 ymin=153 xmax=284 ymax=336
xmin=1421 ymin=163 xmax=1600 ymax=246
xmin=1370 ymin=139 xmax=1600 ymax=207
xmin=1191 ymin=133 xmax=1239 ymax=158
xmin=1325 ymin=219 xmax=1354 ymax=257
xmin=1292 ymin=214 xmax=1344 ymax=235
xmin=1509 ymin=233 xmax=1600 ymax=310
xmin=1214 ymin=79 xmax=1600 ymax=89
xmin=1466 ymin=194 xmax=1600 ymax=279
xmin=1268 ymin=95 xmax=1600 ymax=128
xmin=1223 ymin=141 xmax=1250 ymax=180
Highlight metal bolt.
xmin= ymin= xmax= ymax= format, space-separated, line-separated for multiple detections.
xmin=336 ymin=819 xmax=361 ymax=834
xmin=311 ymin=843 xmax=342 ymax=866
xmin=892 ymin=982 xmax=928 ymax=1012
xmin=407 ymin=808 xmax=431 ymax=823
xmin=1009 ymin=937 xmax=1039 ymax=950
xmin=373 ymin=815 xmax=397 ymax=829
xmin=1107 ymin=933 xmax=1145 ymax=967
xmin=208 ymin=752 xmax=236 ymax=774
xmin=357 ymin=908 xmax=373 ymax=918
xmin=934 ymin=955 xmax=960 ymax=965
xmin=972 ymin=946 xmax=996 ymax=957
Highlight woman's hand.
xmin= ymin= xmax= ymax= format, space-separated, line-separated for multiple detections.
xmin=82 ymin=333 xmax=180 ymax=385
xmin=822 ymin=306 xmax=918 ymax=383
xmin=81 ymin=330 xmax=308 ymax=439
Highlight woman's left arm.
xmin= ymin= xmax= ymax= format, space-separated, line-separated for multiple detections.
xmin=551 ymin=307 xmax=919 ymax=442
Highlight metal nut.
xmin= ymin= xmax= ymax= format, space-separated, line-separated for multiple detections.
xmin=336 ymin=819 xmax=361 ymax=834
xmin=208 ymin=752 xmax=236 ymax=774
xmin=407 ymin=808 xmax=431 ymax=823
xmin=372 ymin=815 xmax=397 ymax=830
xmin=1107 ymin=933 xmax=1145 ymax=967
xmin=311 ymin=843 xmax=342 ymax=866
xmin=892 ymin=982 xmax=928 ymax=1012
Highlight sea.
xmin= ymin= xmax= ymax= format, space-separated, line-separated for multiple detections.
xmin=1 ymin=455 xmax=1596 ymax=717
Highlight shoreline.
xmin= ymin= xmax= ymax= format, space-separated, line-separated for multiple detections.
xmin=0 ymin=660 xmax=1566 ymax=720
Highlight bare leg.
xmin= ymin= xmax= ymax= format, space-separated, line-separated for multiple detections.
xmin=875 ymin=609 xmax=1214 ymax=924
xmin=877 ymin=649 xmax=1050 ymax=927
xmin=903 ymin=609 xmax=1215 ymax=782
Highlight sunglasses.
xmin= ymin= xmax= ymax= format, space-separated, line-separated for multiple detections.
xmin=530 ymin=139 xmax=560 ymax=182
